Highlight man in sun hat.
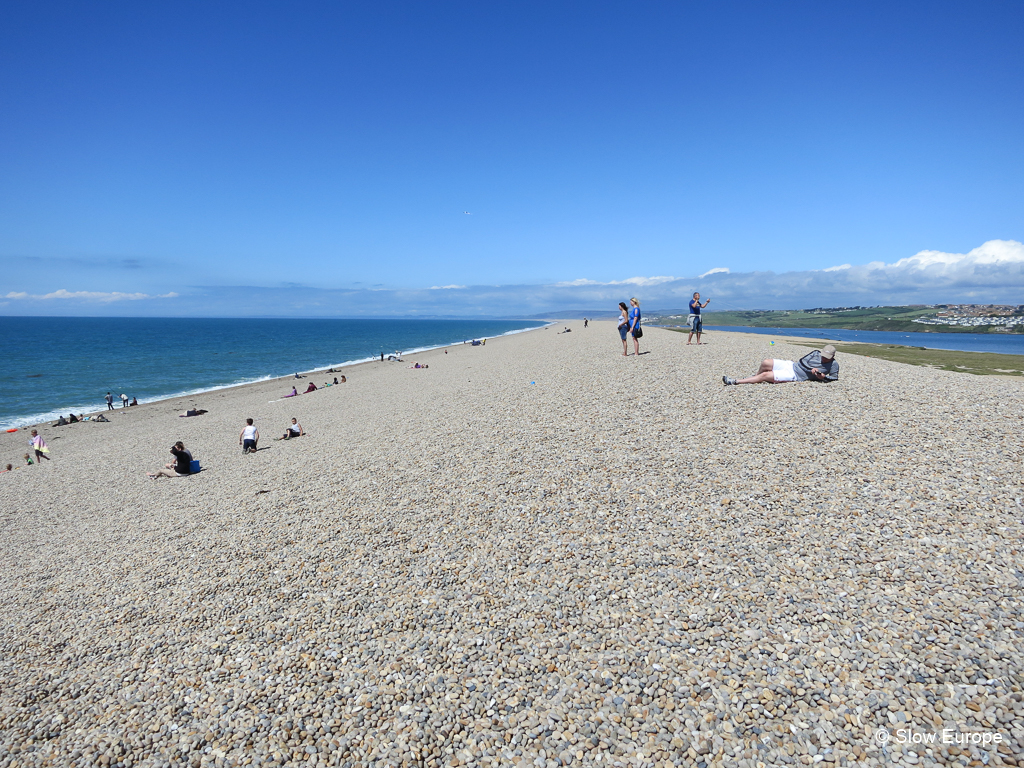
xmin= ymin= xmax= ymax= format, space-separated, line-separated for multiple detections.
xmin=722 ymin=344 xmax=839 ymax=385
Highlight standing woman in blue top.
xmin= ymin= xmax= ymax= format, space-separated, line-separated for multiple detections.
xmin=688 ymin=291 xmax=710 ymax=345
xmin=628 ymin=297 xmax=642 ymax=356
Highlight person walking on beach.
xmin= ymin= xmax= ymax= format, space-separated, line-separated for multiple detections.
xmin=723 ymin=345 xmax=839 ymax=385
xmin=105 ymin=392 xmax=114 ymax=410
xmin=148 ymin=441 xmax=193 ymax=479
xmin=617 ymin=302 xmax=630 ymax=356
xmin=29 ymin=429 xmax=51 ymax=462
xmin=584 ymin=318 xmax=589 ymax=328
xmin=628 ymin=297 xmax=642 ymax=356
xmin=688 ymin=292 xmax=710 ymax=345
xmin=239 ymin=419 xmax=260 ymax=454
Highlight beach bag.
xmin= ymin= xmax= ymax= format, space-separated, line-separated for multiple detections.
xmin=632 ymin=322 xmax=643 ymax=338
xmin=190 ymin=459 xmax=201 ymax=473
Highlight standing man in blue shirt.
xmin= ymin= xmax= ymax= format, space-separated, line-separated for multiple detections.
xmin=688 ymin=292 xmax=711 ymax=345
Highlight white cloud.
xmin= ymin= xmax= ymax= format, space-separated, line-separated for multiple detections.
xmin=6 ymin=240 xmax=1022 ymax=316
xmin=4 ymin=289 xmax=178 ymax=302
xmin=554 ymin=275 xmax=677 ymax=288
xmin=885 ymin=239 xmax=1024 ymax=270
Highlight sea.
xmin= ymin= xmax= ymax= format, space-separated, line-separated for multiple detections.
xmin=701 ymin=325 xmax=1024 ymax=355
xmin=0 ymin=317 xmax=546 ymax=430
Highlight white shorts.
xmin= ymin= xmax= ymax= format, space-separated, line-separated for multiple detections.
xmin=772 ymin=359 xmax=797 ymax=382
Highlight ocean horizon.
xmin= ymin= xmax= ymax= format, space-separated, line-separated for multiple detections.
xmin=0 ymin=317 xmax=546 ymax=430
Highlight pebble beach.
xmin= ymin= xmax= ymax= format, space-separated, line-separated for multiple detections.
xmin=0 ymin=322 xmax=1022 ymax=768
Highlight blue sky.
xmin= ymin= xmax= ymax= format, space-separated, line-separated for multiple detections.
xmin=1 ymin=2 xmax=1022 ymax=316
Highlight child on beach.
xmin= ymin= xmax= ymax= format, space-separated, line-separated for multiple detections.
xmin=24 ymin=454 xmax=33 ymax=466
xmin=276 ymin=418 xmax=304 ymax=440
xmin=1 ymin=464 xmax=12 ymax=473
xmin=29 ymin=430 xmax=50 ymax=462
xmin=239 ymin=419 xmax=259 ymax=454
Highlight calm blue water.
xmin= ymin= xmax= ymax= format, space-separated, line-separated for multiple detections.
xmin=0 ymin=317 xmax=545 ymax=429
xmin=701 ymin=326 xmax=1024 ymax=355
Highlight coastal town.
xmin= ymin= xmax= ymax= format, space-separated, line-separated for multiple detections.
xmin=912 ymin=303 xmax=1024 ymax=329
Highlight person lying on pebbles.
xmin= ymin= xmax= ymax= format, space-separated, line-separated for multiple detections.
xmin=723 ymin=344 xmax=839 ymax=385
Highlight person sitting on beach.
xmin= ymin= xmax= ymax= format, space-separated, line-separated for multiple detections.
xmin=148 ymin=441 xmax=193 ymax=479
xmin=24 ymin=453 xmax=34 ymax=466
xmin=1 ymin=464 xmax=12 ymax=473
xmin=239 ymin=418 xmax=259 ymax=454
xmin=723 ymin=345 xmax=839 ymax=385
xmin=284 ymin=386 xmax=298 ymax=397
xmin=341 ymin=375 xmax=347 ymax=382
xmin=129 ymin=397 xmax=138 ymax=406
xmin=69 ymin=413 xmax=79 ymax=423
xmin=294 ymin=372 xmax=302 ymax=379
xmin=276 ymin=418 xmax=305 ymax=440
xmin=333 ymin=377 xmax=339 ymax=385
xmin=55 ymin=415 xmax=68 ymax=426
xmin=304 ymin=382 xmax=317 ymax=393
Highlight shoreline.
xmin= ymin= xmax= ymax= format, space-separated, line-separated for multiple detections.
xmin=0 ymin=321 xmax=552 ymax=432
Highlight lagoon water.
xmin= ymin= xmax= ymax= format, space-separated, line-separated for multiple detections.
xmin=0 ymin=317 xmax=544 ymax=430
xmin=701 ymin=325 xmax=1024 ymax=356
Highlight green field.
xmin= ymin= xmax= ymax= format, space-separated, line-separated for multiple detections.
xmin=651 ymin=305 xmax=1023 ymax=334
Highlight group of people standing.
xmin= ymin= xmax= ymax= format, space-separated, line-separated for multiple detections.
xmin=105 ymin=392 xmax=137 ymax=409
xmin=616 ymin=297 xmax=643 ymax=356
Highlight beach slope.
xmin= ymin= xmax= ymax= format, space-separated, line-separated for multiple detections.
xmin=1 ymin=324 xmax=1021 ymax=765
